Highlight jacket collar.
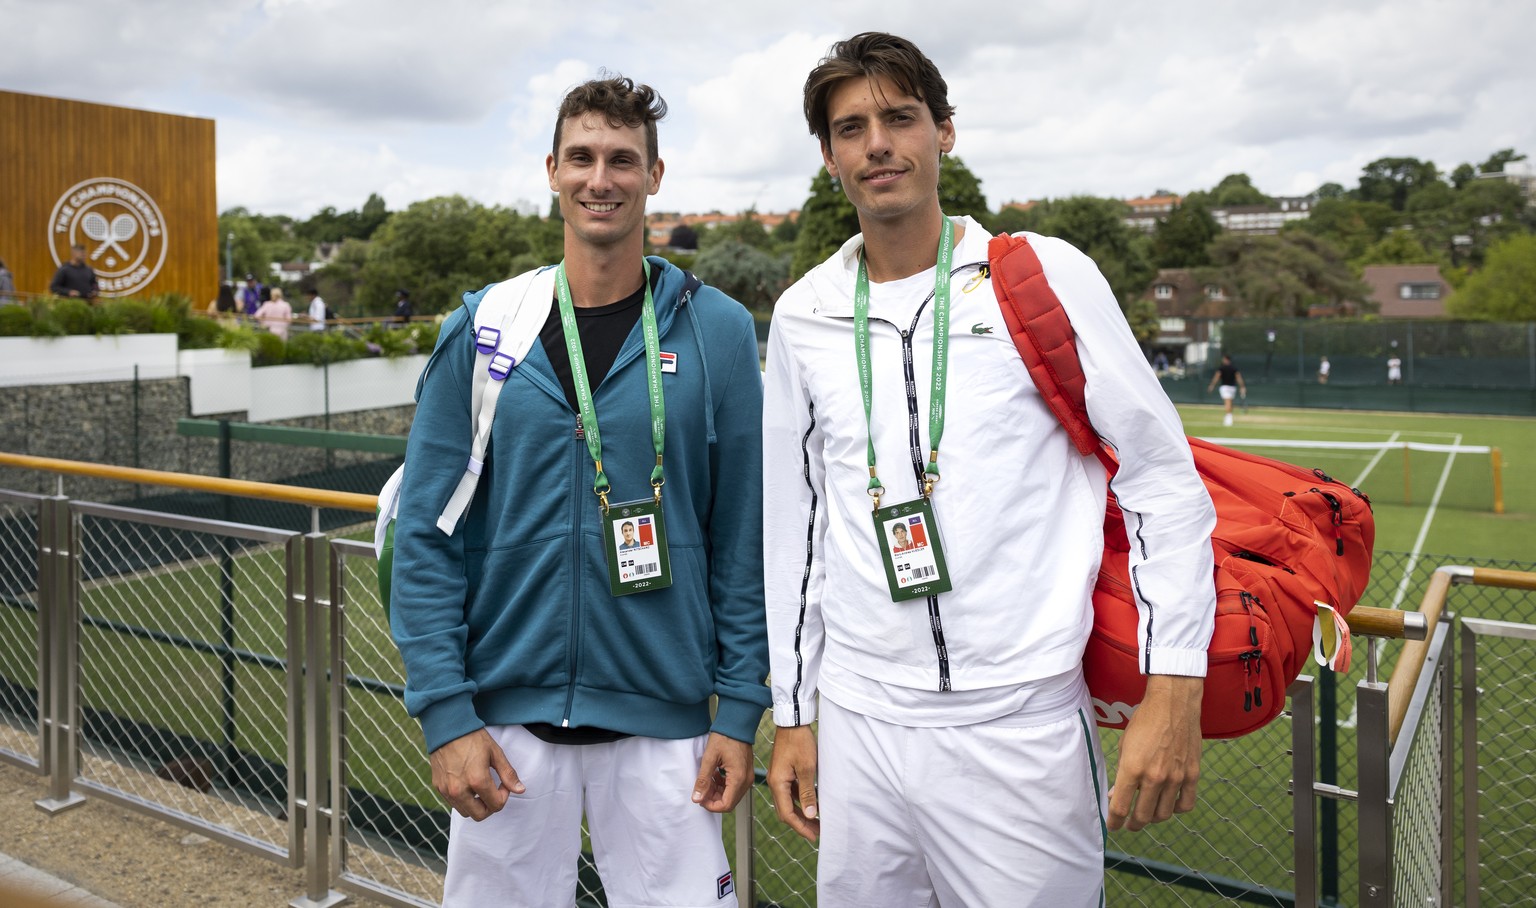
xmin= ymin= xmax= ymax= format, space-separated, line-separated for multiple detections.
xmin=810 ymin=214 xmax=993 ymax=317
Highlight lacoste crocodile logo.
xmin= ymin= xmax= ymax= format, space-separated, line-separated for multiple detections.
xmin=971 ymin=323 xmax=994 ymax=335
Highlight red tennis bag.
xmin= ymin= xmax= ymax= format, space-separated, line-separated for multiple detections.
xmin=989 ymin=233 xmax=1374 ymax=738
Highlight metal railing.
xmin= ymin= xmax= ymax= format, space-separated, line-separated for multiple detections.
xmin=2 ymin=451 xmax=1533 ymax=907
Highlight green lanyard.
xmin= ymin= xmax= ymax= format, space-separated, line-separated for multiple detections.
xmin=554 ymin=261 xmax=666 ymax=513
xmin=853 ymin=216 xmax=955 ymax=510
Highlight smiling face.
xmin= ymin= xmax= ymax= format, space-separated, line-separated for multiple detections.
xmin=547 ymin=113 xmax=664 ymax=254
xmin=821 ymin=74 xmax=954 ymax=230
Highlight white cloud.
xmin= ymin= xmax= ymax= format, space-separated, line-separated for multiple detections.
xmin=7 ymin=0 xmax=1534 ymax=218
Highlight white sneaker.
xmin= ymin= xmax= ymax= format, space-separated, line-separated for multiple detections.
xmin=1223 ymin=413 xmax=1234 ymax=427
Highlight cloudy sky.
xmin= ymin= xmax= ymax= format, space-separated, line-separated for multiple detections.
xmin=5 ymin=0 xmax=1533 ymax=220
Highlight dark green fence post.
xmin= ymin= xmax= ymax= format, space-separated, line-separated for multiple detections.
xmin=1319 ymin=667 xmax=1340 ymax=904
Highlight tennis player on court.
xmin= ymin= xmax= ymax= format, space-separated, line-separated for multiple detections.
xmin=763 ymin=33 xmax=1218 ymax=905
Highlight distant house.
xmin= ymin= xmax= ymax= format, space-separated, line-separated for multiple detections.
xmin=1140 ymin=268 xmax=1232 ymax=349
xmin=1362 ymin=264 xmax=1451 ymax=317
xmin=1123 ymin=194 xmax=1181 ymax=233
xmin=1209 ymin=197 xmax=1312 ymax=235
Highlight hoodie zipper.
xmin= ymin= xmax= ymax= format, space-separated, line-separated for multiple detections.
xmin=857 ymin=260 xmax=983 ymax=692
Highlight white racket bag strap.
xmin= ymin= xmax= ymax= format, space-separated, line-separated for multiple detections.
xmin=435 ymin=267 xmax=555 ymax=534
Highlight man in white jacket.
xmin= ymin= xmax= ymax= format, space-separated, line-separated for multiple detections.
xmin=762 ymin=32 xmax=1218 ymax=906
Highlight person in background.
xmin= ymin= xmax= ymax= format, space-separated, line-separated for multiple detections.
xmin=253 ymin=287 xmax=293 ymax=340
xmin=50 ymin=245 xmax=98 ymax=301
xmin=0 ymin=257 xmax=15 ymax=303
xmin=1387 ymin=354 xmax=1402 ymax=385
xmin=305 ymin=288 xmax=327 ymax=331
xmin=241 ymin=273 xmax=265 ymax=315
xmin=214 ymin=282 xmax=238 ymax=314
xmin=1318 ymin=355 xmax=1331 ymax=385
xmin=1207 ymin=353 xmax=1246 ymax=426
xmin=395 ymin=288 xmax=414 ymax=323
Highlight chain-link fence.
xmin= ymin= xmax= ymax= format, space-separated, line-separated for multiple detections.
xmin=69 ymin=500 xmax=304 ymax=860
xmin=0 ymin=489 xmax=44 ymax=771
xmin=1389 ymin=622 xmax=1451 ymax=907
xmin=1461 ymin=617 xmax=1536 ymax=908
xmin=2 ymin=465 xmax=1534 ymax=905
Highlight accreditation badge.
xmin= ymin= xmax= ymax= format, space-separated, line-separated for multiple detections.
xmin=603 ymin=498 xmax=672 ymax=597
xmin=873 ymin=498 xmax=952 ymax=601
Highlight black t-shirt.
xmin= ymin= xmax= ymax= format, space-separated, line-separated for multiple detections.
xmin=527 ymin=267 xmax=660 ymax=746
xmin=1217 ymin=362 xmax=1239 ymax=385
xmin=538 ymin=268 xmax=659 ymax=412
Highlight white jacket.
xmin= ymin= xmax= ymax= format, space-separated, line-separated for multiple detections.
xmin=762 ymin=217 xmax=1216 ymax=727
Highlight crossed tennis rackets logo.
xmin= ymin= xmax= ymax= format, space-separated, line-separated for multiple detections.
xmin=47 ymin=177 xmax=169 ymax=297
xmin=81 ymin=211 xmax=138 ymax=261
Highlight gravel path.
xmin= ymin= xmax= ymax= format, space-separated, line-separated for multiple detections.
xmin=0 ymin=760 xmax=392 ymax=907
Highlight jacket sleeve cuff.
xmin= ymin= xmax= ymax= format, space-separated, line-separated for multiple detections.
xmin=772 ymin=696 xmax=817 ymax=727
xmin=710 ymin=695 xmax=767 ymax=745
xmin=1144 ymin=647 xmax=1208 ymax=677
xmin=418 ymin=691 xmax=484 ymax=754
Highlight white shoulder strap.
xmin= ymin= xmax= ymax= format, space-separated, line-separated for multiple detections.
xmin=435 ymin=267 xmax=557 ymax=534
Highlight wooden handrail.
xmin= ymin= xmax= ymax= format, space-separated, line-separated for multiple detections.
xmin=1348 ymin=606 xmax=1422 ymax=640
xmin=0 ymin=451 xmax=377 ymax=514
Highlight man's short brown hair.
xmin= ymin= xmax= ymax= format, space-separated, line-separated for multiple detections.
xmin=552 ymin=75 xmax=668 ymax=165
xmin=803 ymin=32 xmax=955 ymax=147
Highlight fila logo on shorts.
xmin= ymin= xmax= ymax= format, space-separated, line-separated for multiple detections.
xmin=717 ymin=871 xmax=734 ymax=899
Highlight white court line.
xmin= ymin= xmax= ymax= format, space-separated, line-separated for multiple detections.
xmin=1388 ymin=433 xmax=1463 ymax=610
xmin=1351 ymin=431 xmax=1401 ymax=490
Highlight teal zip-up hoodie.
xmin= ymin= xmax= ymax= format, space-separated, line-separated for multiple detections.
xmin=390 ymin=257 xmax=769 ymax=754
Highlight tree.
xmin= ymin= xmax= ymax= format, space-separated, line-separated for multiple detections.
xmin=1356 ymin=157 xmax=1443 ymax=211
xmin=667 ymin=224 xmax=699 ymax=250
xmin=692 ymin=240 xmax=789 ymax=313
xmin=1449 ymin=163 xmax=1477 ymax=190
xmin=1203 ymin=232 xmax=1368 ymax=317
xmin=790 ymin=169 xmax=860 ymax=280
xmin=769 ymin=214 xmax=800 ymax=252
xmin=698 ymin=208 xmax=773 ymax=252
xmin=1026 ymin=196 xmax=1154 ymax=306
xmin=217 ymin=209 xmax=271 ymax=282
xmin=938 ymin=155 xmax=990 ymax=226
xmin=312 ymin=238 xmax=369 ymax=313
xmin=1286 ymin=197 xmax=1398 ymax=260
xmin=991 ymin=204 xmax=1036 ymax=235
xmin=1151 ymin=200 xmax=1220 ymax=268
xmin=1186 ymin=173 xmax=1270 ymax=209
xmin=1208 ymin=173 xmax=1271 ymax=207
xmin=1354 ymin=230 xmax=1445 ymax=269
xmin=356 ymin=195 xmax=531 ymax=315
xmin=1479 ymin=148 xmax=1527 ymax=174
xmin=1446 ymin=233 xmax=1536 ymax=320
xmin=1312 ymin=182 xmax=1348 ymax=201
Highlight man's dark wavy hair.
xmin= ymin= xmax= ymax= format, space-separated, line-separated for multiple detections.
xmin=553 ymin=74 xmax=668 ymax=165
xmin=803 ymin=32 xmax=955 ymax=148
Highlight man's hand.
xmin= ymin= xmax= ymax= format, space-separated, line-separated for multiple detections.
xmin=429 ymin=728 xmax=523 ymax=821
xmin=1109 ymin=675 xmax=1202 ymax=832
xmin=767 ymin=724 xmax=820 ymax=842
xmin=691 ymin=732 xmax=753 ymax=813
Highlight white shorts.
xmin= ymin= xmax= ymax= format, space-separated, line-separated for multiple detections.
xmin=443 ymin=726 xmax=736 ymax=908
xmin=816 ymin=687 xmax=1108 ymax=907
xmin=1218 ymin=385 xmax=1238 ymax=401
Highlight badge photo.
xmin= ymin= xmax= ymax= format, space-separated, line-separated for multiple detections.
xmin=603 ymin=499 xmax=672 ymax=596
xmin=873 ymin=499 xmax=952 ymax=601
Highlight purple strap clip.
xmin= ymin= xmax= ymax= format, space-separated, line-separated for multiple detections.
xmin=488 ymin=352 xmax=515 ymax=381
xmin=475 ymin=326 xmax=501 ymax=355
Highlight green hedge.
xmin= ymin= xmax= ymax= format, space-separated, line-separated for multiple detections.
xmin=0 ymin=295 xmax=437 ymax=367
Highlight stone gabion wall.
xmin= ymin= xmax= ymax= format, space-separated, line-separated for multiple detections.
xmin=0 ymin=377 xmax=416 ymax=502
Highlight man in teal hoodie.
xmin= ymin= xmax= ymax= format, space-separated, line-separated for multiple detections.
xmin=389 ymin=76 xmax=768 ymax=907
